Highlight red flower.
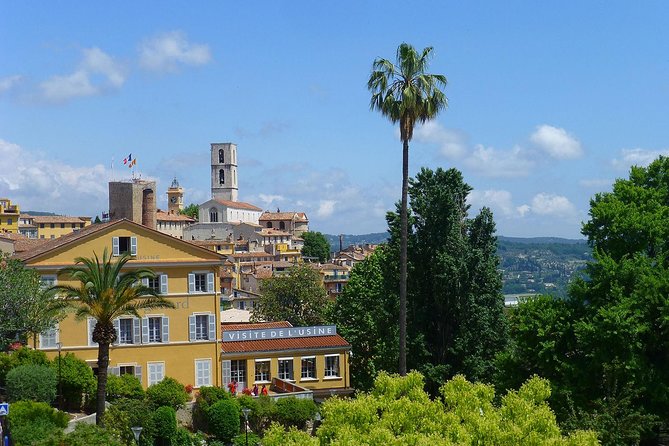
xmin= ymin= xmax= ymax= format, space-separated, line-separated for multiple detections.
xmin=185 ymin=384 xmax=194 ymax=394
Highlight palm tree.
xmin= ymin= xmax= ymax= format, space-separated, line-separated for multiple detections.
xmin=368 ymin=43 xmax=447 ymax=375
xmin=53 ymin=249 xmax=174 ymax=425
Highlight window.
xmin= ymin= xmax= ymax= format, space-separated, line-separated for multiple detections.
xmin=60 ymin=223 xmax=65 ymax=228
xmin=209 ymin=207 xmax=218 ymax=223
xmin=231 ymin=359 xmax=246 ymax=384
xmin=267 ymin=222 xmax=272 ymax=228
xmin=7 ymin=218 xmax=11 ymax=225
xmin=119 ymin=365 xmax=135 ymax=375
xmin=40 ymin=223 xmax=45 ymax=228
xmin=255 ymin=359 xmax=270 ymax=382
xmin=40 ymin=235 xmax=45 ymax=239
xmin=188 ymin=272 xmax=214 ymax=293
xmin=118 ymin=318 xmax=135 ymax=344
xmin=278 ymin=358 xmax=294 ymax=380
xmin=189 ymin=314 xmax=215 ymax=341
xmin=50 ymin=223 xmax=55 ymax=228
xmin=279 ymin=221 xmax=285 ymax=230
xmin=80 ymin=223 xmax=84 ymax=228
xmin=237 ymin=301 xmax=246 ymax=310
xmin=148 ymin=317 xmax=161 ymax=342
xmin=301 ymin=357 xmax=316 ymax=380
xmin=325 ymin=355 xmax=340 ymax=378
xmin=142 ymin=274 xmax=167 ymax=294
xmin=195 ymin=359 xmax=212 ymax=387
xmin=40 ymin=275 xmax=57 ymax=289
xmin=71 ymin=223 xmax=76 ymax=228
xmin=112 ymin=236 xmax=137 ymax=256
xmin=219 ymin=169 xmax=225 ymax=185
xmin=219 ymin=149 xmax=224 ymax=163
xmin=50 ymin=235 xmax=55 ymax=239
xmin=148 ymin=362 xmax=165 ymax=386
xmin=39 ymin=325 xmax=58 ymax=349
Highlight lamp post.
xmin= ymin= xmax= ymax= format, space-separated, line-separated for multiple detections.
xmin=56 ymin=342 xmax=63 ymax=410
xmin=312 ymin=412 xmax=321 ymax=436
xmin=241 ymin=407 xmax=251 ymax=446
xmin=131 ymin=426 xmax=143 ymax=445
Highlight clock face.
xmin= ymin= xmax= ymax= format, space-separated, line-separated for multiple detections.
xmin=170 ymin=196 xmax=177 ymax=204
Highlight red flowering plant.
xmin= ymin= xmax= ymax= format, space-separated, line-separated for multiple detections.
xmin=185 ymin=384 xmax=194 ymax=394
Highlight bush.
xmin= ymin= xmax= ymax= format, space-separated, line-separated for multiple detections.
xmin=51 ymin=353 xmax=96 ymax=410
xmin=153 ymin=405 xmax=177 ymax=441
xmin=171 ymin=426 xmax=200 ymax=446
xmin=237 ymin=394 xmax=275 ymax=435
xmin=146 ymin=376 xmax=189 ymax=410
xmin=273 ymin=397 xmax=317 ymax=429
xmin=13 ymin=347 xmax=50 ymax=366
xmin=0 ymin=352 xmax=17 ymax=387
xmin=208 ymin=398 xmax=240 ymax=442
xmin=233 ymin=432 xmax=261 ymax=446
xmin=6 ymin=364 xmax=57 ymax=403
xmin=7 ymin=401 xmax=69 ymax=446
xmin=106 ymin=373 xmax=144 ymax=401
xmin=62 ymin=423 xmax=123 ymax=446
xmin=193 ymin=386 xmax=232 ymax=431
xmin=104 ymin=398 xmax=156 ymax=446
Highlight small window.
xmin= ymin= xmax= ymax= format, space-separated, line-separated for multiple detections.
xmin=40 ymin=223 xmax=45 ymax=228
xmin=194 ymin=315 xmax=208 ymax=340
xmin=148 ymin=362 xmax=165 ymax=386
xmin=71 ymin=223 xmax=76 ymax=228
xmin=278 ymin=358 xmax=294 ymax=380
xmin=255 ymin=360 xmax=270 ymax=382
xmin=148 ymin=317 xmax=162 ymax=343
xmin=40 ymin=235 xmax=45 ymax=239
xmin=112 ymin=236 xmax=137 ymax=256
xmin=50 ymin=235 xmax=55 ymax=239
xmin=301 ymin=357 xmax=316 ymax=379
xmin=40 ymin=275 xmax=57 ymax=289
xmin=60 ymin=223 xmax=65 ymax=228
xmin=231 ymin=359 xmax=246 ymax=384
xmin=80 ymin=223 xmax=84 ymax=228
xmin=219 ymin=149 xmax=224 ymax=163
xmin=325 ymin=355 xmax=340 ymax=377
xmin=279 ymin=221 xmax=285 ymax=230
xmin=7 ymin=218 xmax=12 ymax=225
xmin=210 ymin=208 xmax=218 ymax=223
xmin=119 ymin=365 xmax=135 ymax=376
xmin=50 ymin=223 xmax=55 ymax=228
xmin=267 ymin=222 xmax=272 ymax=228
xmin=189 ymin=272 xmax=214 ymax=293
xmin=219 ymin=169 xmax=225 ymax=185
xmin=118 ymin=318 xmax=134 ymax=344
xmin=195 ymin=359 xmax=212 ymax=387
xmin=39 ymin=325 xmax=58 ymax=349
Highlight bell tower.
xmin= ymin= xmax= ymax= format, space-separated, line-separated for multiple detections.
xmin=167 ymin=177 xmax=184 ymax=214
xmin=211 ymin=143 xmax=238 ymax=201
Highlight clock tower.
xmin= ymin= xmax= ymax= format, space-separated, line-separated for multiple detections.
xmin=167 ymin=177 xmax=184 ymax=214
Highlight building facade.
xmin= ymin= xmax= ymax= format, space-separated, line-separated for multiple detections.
xmin=0 ymin=198 xmax=19 ymax=234
xmin=29 ymin=215 xmax=91 ymax=239
xmin=259 ymin=211 xmax=309 ymax=237
xmin=166 ymin=177 xmax=184 ymax=214
xmin=109 ymin=179 xmax=157 ymax=230
xmin=19 ymin=219 xmax=225 ymax=390
xmin=198 ymin=199 xmax=262 ymax=225
xmin=211 ymin=143 xmax=238 ymax=202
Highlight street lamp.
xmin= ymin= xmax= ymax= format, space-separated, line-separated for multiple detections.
xmin=56 ymin=342 xmax=63 ymax=410
xmin=242 ymin=407 xmax=251 ymax=446
xmin=312 ymin=412 xmax=321 ymax=436
xmin=241 ymin=407 xmax=251 ymax=446
xmin=131 ymin=426 xmax=143 ymax=445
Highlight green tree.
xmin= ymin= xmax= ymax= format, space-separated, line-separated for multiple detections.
xmin=368 ymin=43 xmax=448 ymax=375
xmin=252 ymin=264 xmax=329 ymax=326
xmin=329 ymin=246 xmax=399 ymax=390
xmin=52 ymin=249 xmax=174 ymax=426
xmin=180 ymin=203 xmax=199 ymax=220
xmin=300 ymin=231 xmax=331 ymax=262
xmin=51 ymin=353 xmax=96 ymax=410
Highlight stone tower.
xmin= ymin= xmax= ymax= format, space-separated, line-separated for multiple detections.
xmin=108 ymin=179 xmax=157 ymax=229
xmin=211 ymin=143 xmax=238 ymax=202
xmin=167 ymin=177 xmax=184 ymax=214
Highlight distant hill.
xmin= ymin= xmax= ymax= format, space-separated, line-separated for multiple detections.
xmin=323 ymin=232 xmax=389 ymax=251
xmin=23 ymin=210 xmax=58 ymax=216
xmin=498 ymin=236 xmax=587 ymax=245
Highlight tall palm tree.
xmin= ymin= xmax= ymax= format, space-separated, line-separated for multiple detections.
xmin=53 ymin=249 xmax=174 ymax=425
xmin=368 ymin=43 xmax=447 ymax=375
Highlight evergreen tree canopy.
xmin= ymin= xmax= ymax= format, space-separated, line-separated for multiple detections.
xmin=300 ymin=231 xmax=331 ymax=262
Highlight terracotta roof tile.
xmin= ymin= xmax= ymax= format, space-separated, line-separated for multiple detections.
xmin=259 ymin=211 xmax=309 ymax=222
xmin=31 ymin=215 xmax=88 ymax=224
xmin=213 ymin=199 xmax=262 ymax=211
xmin=156 ymin=210 xmax=195 ymax=222
xmin=223 ymin=321 xmax=292 ymax=330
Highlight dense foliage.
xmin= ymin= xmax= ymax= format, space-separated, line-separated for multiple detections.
xmin=252 ymin=264 xmax=330 ymax=326
xmin=179 ymin=203 xmax=199 ymax=220
xmin=301 ymin=231 xmax=331 ymax=262
xmin=153 ymin=405 xmax=178 ymax=443
xmin=106 ymin=373 xmax=145 ymax=401
xmin=273 ymin=397 xmax=317 ymax=430
xmin=208 ymin=398 xmax=241 ymax=442
xmin=51 ymin=353 xmax=96 ymax=410
xmin=6 ymin=364 xmax=57 ymax=403
xmin=146 ymin=376 xmax=189 ymax=410
xmin=61 ymin=423 xmax=123 ymax=446
xmin=6 ymin=401 xmax=69 ymax=446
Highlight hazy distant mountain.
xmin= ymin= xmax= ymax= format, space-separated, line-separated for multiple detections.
xmin=498 ymin=235 xmax=587 ymax=245
xmin=23 ymin=210 xmax=58 ymax=216
xmin=324 ymin=232 xmax=389 ymax=251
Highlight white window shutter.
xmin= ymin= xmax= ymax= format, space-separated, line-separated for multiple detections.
xmin=222 ymin=360 xmax=231 ymax=387
xmin=141 ymin=317 xmax=149 ymax=344
xmin=208 ymin=314 xmax=216 ymax=341
xmin=109 ymin=366 xmax=120 ymax=376
xmin=112 ymin=319 xmax=120 ymax=345
xmin=160 ymin=274 xmax=168 ymax=294
xmin=188 ymin=315 xmax=196 ymax=342
xmin=133 ymin=318 xmax=141 ymax=344
xmin=207 ymin=272 xmax=215 ymax=293
xmin=188 ymin=273 xmax=195 ymax=293
xmin=162 ymin=317 xmax=169 ymax=343
xmin=141 ymin=277 xmax=148 ymax=287
xmin=130 ymin=237 xmax=137 ymax=256
xmin=134 ymin=365 xmax=142 ymax=387
xmin=112 ymin=237 xmax=120 ymax=256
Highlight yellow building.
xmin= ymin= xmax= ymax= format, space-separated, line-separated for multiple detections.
xmin=221 ymin=321 xmax=352 ymax=398
xmin=0 ymin=198 xmax=20 ymax=234
xmin=31 ymin=215 xmax=92 ymax=239
xmin=17 ymin=218 xmax=225 ymax=390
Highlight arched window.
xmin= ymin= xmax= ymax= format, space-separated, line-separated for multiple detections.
xmin=219 ymin=149 xmax=224 ymax=163
xmin=210 ymin=207 xmax=219 ymax=223
xmin=279 ymin=221 xmax=286 ymax=230
xmin=219 ymin=169 xmax=225 ymax=185
xmin=267 ymin=222 xmax=272 ymax=228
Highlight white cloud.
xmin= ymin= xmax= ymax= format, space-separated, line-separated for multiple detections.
xmin=612 ymin=148 xmax=669 ymax=170
xmin=526 ymin=193 xmax=576 ymax=217
xmin=316 ymin=200 xmax=336 ymax=218
xmin=414 ymin=121 xmax=467 ymax=158
xmin=516 ymin=204 xmax=531 ymax=217
xmin=530 ymin=125 xmax=583 ymax=159
xmin=0 ymin=75 xmax=22 ymax=94
xmin=39 ymin=47 xmax=125 ymax=103
xmin=0 ymin=139 xmax=110 ymax=214
xmin=468 ymin=189 xmax=516 ymax=217
xmin=258 ymin=194 xmax=285 ymax=206
xmin=464 ymin=144 xmax=534 ymax=178
xmin=139 ymin=31 xmax=211 ymax=72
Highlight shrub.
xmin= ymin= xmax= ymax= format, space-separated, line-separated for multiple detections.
xmin=233 ymin=432 xmax=261 ymax=446
xmin=171 ymin=426 xmax=200 ymax=446
xmin=51 ymin=353 xmax=96 ymax=410
xmin=153 ymin=405 xmax=177 ymax=441
xmin=13 ymin=347 xmax=49 ymax=366
xmin=208 ymin=398 xmax=240 ymax=442
xmin=62 ymin=423 xmax=123 ymax=446
xmin=106 ymin=373 xmax=144 ymax=401
xmin=146 ymin=376 xmax=189 ymax=410
xmin=104 ymin=398 xmax=156 ymax=446
xmin=6 ymin=364 xmax=57 ymax=403
xmin=237 ymin=394 xmax=275 ymax=435
xmin=193 ymin=386 xmax=232 ymax=431
xmin=273 ymin=397 xmax=317 ymax=429
xmin=7 ymin=401 xmax=69 ymax=446
xmin=0 ymin=352 xmax=17 ymax=387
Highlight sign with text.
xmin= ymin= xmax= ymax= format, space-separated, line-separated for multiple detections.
xmin=222 ymin=325 xmax=337 ymax=342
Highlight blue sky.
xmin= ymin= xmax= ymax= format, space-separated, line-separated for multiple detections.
xmin=2 ymin=2 xmax=668 ymax=238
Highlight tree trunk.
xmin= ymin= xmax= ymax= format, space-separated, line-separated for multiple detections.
xmin=96 ymin=341 xmax=110 ymax=426
xmin=399 ymin=138 xmax=409 ymax=376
